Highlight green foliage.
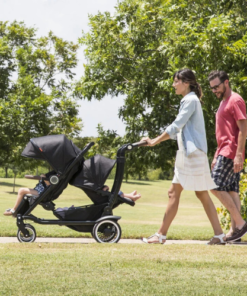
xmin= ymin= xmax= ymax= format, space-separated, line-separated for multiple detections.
xmin=0 ymin=21 xmax=82 ymax=173
xmin=147 ymin=168 xmax=162 ymax=181
xmin=76 ymin=0 xmax=247 ymax=171
xmin=217 ymin=159 xmax=247 ymax=230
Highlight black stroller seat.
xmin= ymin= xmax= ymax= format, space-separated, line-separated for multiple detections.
xmin=69 ymin=154 xmax=135 ymax=207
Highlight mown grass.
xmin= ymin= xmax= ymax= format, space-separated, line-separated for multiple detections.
xmin=0 ymin=177 xmax=227 ymax=240
xmin=1 ymin=178 xmax=247 ymax=296
xmin=1 ymin=243 xmax=247 ymax=296
xmin=1 ymin=177 xmax=247 ymax=241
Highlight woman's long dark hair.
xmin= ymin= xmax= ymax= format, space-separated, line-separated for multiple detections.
xmin=173 ymin=69 xmax=203 ymax=102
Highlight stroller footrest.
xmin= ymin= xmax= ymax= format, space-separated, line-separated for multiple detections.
xmin=117 ymin=195 xmax=135 ymax=207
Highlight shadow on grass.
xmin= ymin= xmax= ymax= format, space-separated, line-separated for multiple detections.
xmin=0 ymin=182 xmax=23 ymax=187
xmin=4 ymin=192 xmax=17 ymax=195
xmin=122 ymin=181 xmax=151 ymax=186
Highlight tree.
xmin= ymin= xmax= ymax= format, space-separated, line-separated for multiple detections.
xmin=0 ymin=21 xmax=83 ymax=174
xmin=75 ymin=0 xmax=247 ymax=171
xmin=73 ymin=124 xmax=153 ymax=181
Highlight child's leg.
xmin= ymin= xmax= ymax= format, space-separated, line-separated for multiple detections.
xmin=12 ymin=188 xmax=39 ymax=210
xmin=4 ymin=188 xmax=39 ymax=215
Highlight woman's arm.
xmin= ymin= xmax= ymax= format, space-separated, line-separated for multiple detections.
xmin=142 ymin=99 xmax=196 ymax=147
xmin=142 ymin=132 xmax=170 ymax=147
xmin=165 ymin=99 xmax=196 ymax=138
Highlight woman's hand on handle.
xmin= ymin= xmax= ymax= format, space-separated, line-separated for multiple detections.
xmin=141 ymin=137 xmax=155 ymax=147
xmin=141 ymin=132 xmax=170 ymax=147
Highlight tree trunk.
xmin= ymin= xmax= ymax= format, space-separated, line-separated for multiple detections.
xmin=13 ymin=172 xmax=17 ymax=193
xmin=5 ymin=167 xmax=8 ymax=178
xmin=125 ymin=172 xmax=128 ymax=183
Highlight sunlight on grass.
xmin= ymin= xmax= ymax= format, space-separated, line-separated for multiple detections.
xmin=1 ymin=177 xmax=246 ymax=241
xmin=1 ymin=178 xmax=247 ymax=295
xmin=0 ymin=243 xmax=247 ymax=296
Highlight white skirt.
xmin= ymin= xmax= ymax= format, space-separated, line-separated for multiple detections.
xmin=172 ymin=149 xmax=217 ymax=191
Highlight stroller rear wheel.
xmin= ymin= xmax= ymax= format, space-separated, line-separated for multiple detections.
xmin=17 ymin=224 xmax=36 ymax=243
xmin=93 ymin=220 xmax=121 ymax=243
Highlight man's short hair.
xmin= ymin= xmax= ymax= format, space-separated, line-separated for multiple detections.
xmin=208 ymin=70 xmax=229 ymax=82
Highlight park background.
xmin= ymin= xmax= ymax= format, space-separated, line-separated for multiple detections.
xmin=1 ymin=0 xmax=247 ymax=295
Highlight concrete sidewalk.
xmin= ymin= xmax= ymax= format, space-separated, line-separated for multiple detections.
xmin=0 ymin=237 xmax=208 ymax=244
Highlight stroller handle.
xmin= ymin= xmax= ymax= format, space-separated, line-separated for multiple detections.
xmin=131 ymin=141 xmax=147 ymax=148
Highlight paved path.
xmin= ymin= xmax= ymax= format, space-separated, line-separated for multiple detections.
xmin=1 ymin=237 xmax=245 ymax=245
xmin=0 ymin=237 xmax=208 ymax=244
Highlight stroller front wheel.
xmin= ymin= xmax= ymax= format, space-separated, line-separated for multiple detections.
xmin=17 ymin=224 xmax=36 ymax=243
xmin=93 ymin=220 xmax=121 ymax=243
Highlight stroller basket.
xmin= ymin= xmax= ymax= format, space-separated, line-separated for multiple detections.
xmin=53 ymin=203 xmax=107 ymax=232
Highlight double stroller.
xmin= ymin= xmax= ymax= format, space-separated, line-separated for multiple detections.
xmin=15 ymin=135 xmax=145 ymax=243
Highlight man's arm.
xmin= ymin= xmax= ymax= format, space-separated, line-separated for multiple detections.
xmin=234 ymin=119 xmax=247 ymax=173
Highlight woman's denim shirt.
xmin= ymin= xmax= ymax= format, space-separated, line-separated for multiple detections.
xmin=165 ymin=92 xmax=207 ymax=156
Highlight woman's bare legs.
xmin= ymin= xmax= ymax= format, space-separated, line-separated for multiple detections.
xmin=4 ymin=188 xmax=39 ymax=216
xmin=195 ymin=190 xmax=223 ymax=235
xmin=147 ymin=183 xmax=183 ymax=243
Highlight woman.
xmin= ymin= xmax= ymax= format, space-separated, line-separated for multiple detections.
xmin=142 ymin=69 xmax=226 ymax=245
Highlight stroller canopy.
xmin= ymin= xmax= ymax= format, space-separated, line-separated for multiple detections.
xmin=21 ymin=135 xmax=81 ymax=174
xmin=70 ymin=154 xmax=116 ymax=191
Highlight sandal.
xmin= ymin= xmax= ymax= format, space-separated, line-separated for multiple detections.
xmin=3 ymin=209 xmax=15 ymax=216
xmin=142 ymin=232 xmax=166 ymax=244
xmin=206 ymin=233 xmax=226 ymax=245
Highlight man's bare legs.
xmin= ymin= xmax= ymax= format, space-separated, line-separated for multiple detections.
xmin=211 ymin=189 xmax=245 ymax=230
xmin=4 ymin=188 xmax=39 ymax=216
xmin=225 ymin=191 xmax=241 ymax=236
xmin=146 ymin=183 xmax=183 ymax=243
xmin=195 ymin=191 xmax=223 ymax=236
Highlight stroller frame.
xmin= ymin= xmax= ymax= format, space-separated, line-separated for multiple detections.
xmin=15 ymin=140 xmax=146 ymax=243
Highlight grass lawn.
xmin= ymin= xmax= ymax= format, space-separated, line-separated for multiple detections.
xmin=1 ymin=178 xmax=247 ymax=295
xmin=0 ymin=177 xmax=224 ymax=240
xmin=1 ymin=177 xmax=246 ymax=241
xmin=1 ymin=243 xmax=247 ymax=295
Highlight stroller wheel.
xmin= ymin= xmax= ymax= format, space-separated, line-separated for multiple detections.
xmin=93 ymin=220 xmax=121 ymax=243
xmin=17 ymin=224 xmax=36 ymax=243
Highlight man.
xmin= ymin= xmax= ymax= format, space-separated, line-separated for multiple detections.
xmin=208 ymin=70 xmax=247 ymax=242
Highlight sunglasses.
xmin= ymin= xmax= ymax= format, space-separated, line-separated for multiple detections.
xmin=210 ymin=80 xmax=225 ymax=91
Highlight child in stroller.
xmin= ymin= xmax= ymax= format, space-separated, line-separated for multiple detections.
xmin=3 ymin=175 xmax=141 ymax=216
xmin=4 ymin=171 xmax=55 ymax=216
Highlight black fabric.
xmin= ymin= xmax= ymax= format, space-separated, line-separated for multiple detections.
xmin=45 ymin=170 xmax=56 ymax=179
xmin=82 ymin=188 xmax=109 ymax=205
xmin=21 ymin=135 xmax=81 ymax=174
xmin=53 ymin=204 xmax=106 ymax=232
xmin=70 ymin=154 xmax=116 ymax=191
xmin=41 ymin=163 xmax=80 ymax=202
